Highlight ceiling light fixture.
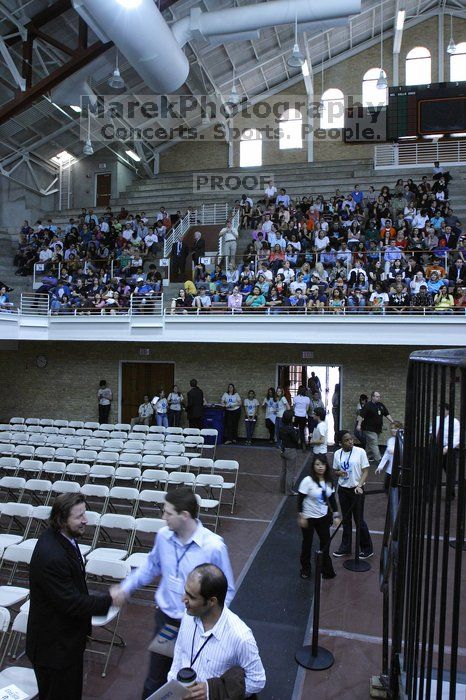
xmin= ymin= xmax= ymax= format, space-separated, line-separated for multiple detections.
xmin=125 ymin=149 xmax=141 ymax=162
xmin=447 ymin=13 xmax=456 ymax=54
xmin=377 ymin=1 xmax=388 ymax=90
xmin=116 ymin=0 xmax=142 ymax=9
xmin=287 ymin=6 xmax=305 ymax=68
xmin=70 ymin=105 xmax=82 ymax=113
xmin=228 ymin=68 xmax=241 ymax=105
xmin=83 ymin=110 xmax=94 ymax=156
xmin=109 ymin=50 xmax=125 ymax=89
xmin=396 ymin=10 xmax=405 ymax=31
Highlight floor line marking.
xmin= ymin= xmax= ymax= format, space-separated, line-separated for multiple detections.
xmin=220 ymin=515 xmax=272 ymax=523
xmin=319 ymin=629 xmax=466 ymax=657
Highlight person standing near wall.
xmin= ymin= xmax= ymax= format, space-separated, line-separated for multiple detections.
xmin=97 ymin=379 xmax=112 ymax=424
xmin=221 ymin=383 xmax=242 ymax=445
xmin=278 ymin=409 xmax=300 ymax=495
xmin=187 ymin=379 xmax=204 ymax=430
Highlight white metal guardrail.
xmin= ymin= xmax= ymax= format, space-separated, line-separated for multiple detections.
xmin=163 ymin=210 xmax=197 ymax=258
xmin=164 ymin=204 xmax=233 ymax=258
xmin=21 ymin=293 xmax=50 ymax=315
xmin=375 ymin=140 xmax=466 ymax=169
xmin=129 ymin=294 xmax=164 ymax=315
xmin=20 ymin=293 xmax=164 ymax=316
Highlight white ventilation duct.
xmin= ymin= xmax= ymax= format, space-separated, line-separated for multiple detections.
xmin=72 ymin=0 xmax=190 ymax=93
xmin=52 ymin=77 xmax=97 ymax=110
xmin=172 ymin=0 xmax=361 ymax=48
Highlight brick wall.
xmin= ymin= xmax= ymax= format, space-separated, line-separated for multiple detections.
xmin=0 ymin=340 xmax=421 ymax=443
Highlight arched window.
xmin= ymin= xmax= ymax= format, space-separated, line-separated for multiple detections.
xmin=450 ymin=42 xmax=466 ymax=82
xmin=406 ymin=47 xmax=431 ymax=85
xmin=320 ymin=88 xmax=345 ymax=129
xmin=279 ymin=109 xmax=303 ymax=149
xmin=362 ymin=67 xmax=388 ymax=107
xmin=240 ymin=128 xmax=262 ymax=167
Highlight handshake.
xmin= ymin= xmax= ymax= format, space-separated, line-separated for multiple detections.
xmin=109 ymin=584 xmax=129 ymax=608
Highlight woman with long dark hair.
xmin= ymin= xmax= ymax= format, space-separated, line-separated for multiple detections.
xmin=221 ymin=383 xmax=242 ymax=444
xmin=297 ymin=454 xmax=340 ymax=579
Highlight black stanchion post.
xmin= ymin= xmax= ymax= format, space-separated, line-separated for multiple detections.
xmin=295 ymin=550 xmax=334 ymax=671
xmin=344 ymin=493 xmax=370 ymax=573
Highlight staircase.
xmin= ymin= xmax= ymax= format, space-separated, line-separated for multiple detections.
xmin=0 ymin=230 xmax=30 ymax=307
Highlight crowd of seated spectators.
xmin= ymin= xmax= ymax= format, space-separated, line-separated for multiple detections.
xmin=13 ymin=205 xmax=185 ymax=314
xmin=173 ymin=165 xmax=465 ymax=315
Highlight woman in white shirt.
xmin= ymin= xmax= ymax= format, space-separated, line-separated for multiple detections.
xmin=167 ymin=385 xmax=184 ymax=427
xmin=297 ymin=455 xmax=340 ymax=579
xmin=332 ymin=431 xmax=373 ymax=558
xmin=309 ymin=406 xmax=328 ymax=457
xmin=154 ymin=389 xmax=169 ymax=428
xmin=274 ymin=387 xmax=290 ymax=445
xmin=293 ymin=386 xmax=311 ymax=451
xmin=262 ymin=388 xmax=278 ymax=443
xmin=376 ymin=422 xmax=401 ymax=493
xmin=243 ymin=390 xmax=259 ymax=445
xmin=221 ymin=383 xmax=242 ymax=444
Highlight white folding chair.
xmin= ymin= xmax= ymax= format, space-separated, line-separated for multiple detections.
xmin=76 ymin=429 xmax=93 ymax=438
xmin=131 ymin=425 xmax=149 ymax=435
xmin=122 ymin=440 xmax=145 ymax=453
xmin=145 ymin=434 xmax=165 ymax=444
xmin=39 ymin=419 xmax=54 ymax=427
xmin=110 ymin=431 xmax=128 ymax=440
xmin=53 ymin=419 xmax=69 ymax=428
xmin=16 ymin=505 xmax=51 ymax=553
xmin=189 ymin=458 xmax=214 ymax=474
xmin=65 ymin=463 xmax=91 ymax=483
xmin=34 ymin=446 xmax=55 ymax=462
xmin=85 ymin=438 xmax=105 ymax=451
xmin=28 ymin=434 xmax=47 ymax=448
xmin=10 ymin=425 xmax=26 ymax=433
xmin=54 ymin=447 xmax=77 ymax=463
xmin=13 ymin=445 xmax=35 ymax=461
xmin=108 ymin=487 xmax=140 ymax=516
xmin=126 ymin=517 xmax=165 ymax=568
xmin=94 ymin=430 xmax=110 ymax=440
xmin=114 ymin=423 xmax=131 ymax=433
xmin=184 ymin=436 xmax=205 ymax=458
xmin=103 ymin=439 xmax=124 ymax=453
xmin=127 ymin=432 xmax=148 ymax=442
xmin=195 ymin=474 xmax=223 ymax=532
xmin=76 ymin=449 xmax=98 ymax=465
xmin=166 ymin=471 xmax=195 ymax=491
xmin=139 ymin=469 xmax=168 ymax=491
xmin=0 ymin=610 xmax=39 ymax=696
xmin=165 ymin=427 xmax=183 ymax=436
xmin=86 ymin=559 xmax=131 ymax=677
xmin=25 ymin=419 xmax=40 ymax=427
xmin=0 ymin=457 xmax=20 ymax=475
xmin=26 ymin=425 xmax=42 ymax=434
xmin=12 ymin=434 xmax=29 ymax=446
xmin=42 ymin=426 xmax=58 ymax=436
xmin=143 ymin=444 xmax=163 ymax=456
xmin=21 ymin=479 xmax=52 ymax=507
xmin=87 ymin=465 xmax=115 ymax=487
xmin=164 ymin=455 xmax=190 ymax=473
xmin=163 ymin=444 xmax=185 ymax=457
xmin=9 ymin=418 xmax=25 ymax=426
xmin=148 ymin=426 xmax=166 ymax=434
xmin=137 ymin=490 xmax=166 ymax=518
xmin=0 ymin=477 xmax=25 ymax=503
xmin=183 ymin=428 xmax=201 ymax=437
xmin=214 ymin=460 xmax=239 ymax=513
xmin=18 ymin=460 xmax=43 ymax=479
xmin=87 ymin=514 xmax=135 ymax=561
xmin=46 ymin=434 xmax=65 ymax=449
xmin=68 ymin=420 xmax=84 ymax=429
xmin=141 ymin=454 xmax=165 ymax=471
xmin=165 ymin=434 xmax=184 ymax=444
xmin=48 ymin=481 xmax=80 ymax=501
xmin=80 ymin=485 xmax=109 ymax=514
xmin=58 ymin=427 xmax=75 ymax=436
xmin=64 ymin=436 xmax=85 ymax=449
xmin=113 ymin=467 xmax=141 ymax=487
xmin=2 ymin=544 xmax=34 ymax=586
xmin=200 ymin=429 xmax=218 ymax=458
xmin=100 ymin=424 xmax=115 ymax=432
xmin=41 ymin=460 xmax=66 ymax=481
xmin=0 ymin=502 xmax=33 ymax=549
xmin=0 ymin=444 xmax=15 ymax=458
xmin=118 ymin=452 xmax=142 ymax=468
xmin=96 ymin=451 xmax=119 ymax=467
xmin=84 ymin=422 xmax=100 ymax=431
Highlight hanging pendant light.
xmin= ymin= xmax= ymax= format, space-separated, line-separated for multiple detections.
xmin=377 ymin=1 xmax=387 ymax=89
xmin=83 ymin=110 xmax=94 ymax=156
xmin=447 ymin=13 xmax=456 ymax=54
xmin=109 ymin=50 xmax=125 ymax=89
xmin=287 ymin=6 xmax=305 ymax=68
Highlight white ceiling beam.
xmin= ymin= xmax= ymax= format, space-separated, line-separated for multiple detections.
xmin=0 ymin=2 xmax=27 ymax=40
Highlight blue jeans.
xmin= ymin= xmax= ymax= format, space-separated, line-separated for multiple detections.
xmin=156 ymin=413 xmax=168 ymax=428
xmin=245 ymin=418 xmax=256 ymax=440
xmin=275 ymin=416 xmax=282 ymax=444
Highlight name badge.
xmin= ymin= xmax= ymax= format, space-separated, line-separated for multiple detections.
xmin=168 ymin=574 xmax=184 ymax=595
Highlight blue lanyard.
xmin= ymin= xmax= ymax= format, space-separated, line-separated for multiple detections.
xmin=173 ymin=541 xmax=194 ymax=577
xmin=190 ymin=626 xmax=213 ymax=667
xmin=341 ymin=448 xmax=353 ymax=471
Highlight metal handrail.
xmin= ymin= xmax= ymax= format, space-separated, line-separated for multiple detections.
xmin=375 ymin=139 xmax=466 ymax=169
xmin=165 ymin=304 xmax=466 ymax=317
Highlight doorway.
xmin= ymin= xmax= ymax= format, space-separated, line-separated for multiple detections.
xmin=120 ymin=362 xmax=175 ymax=423
xmin=277 ymin=364 xmax=341 ymax=444
xmin=95 ymin=173 xmax=111 ymax=207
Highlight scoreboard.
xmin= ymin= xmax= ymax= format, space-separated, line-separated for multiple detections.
xmin=387 ymin=82 xmax=466 ymax=140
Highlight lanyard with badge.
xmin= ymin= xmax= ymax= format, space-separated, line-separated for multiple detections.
xmin=190 ymin=626 xmax=213 ymax=668
xmin=340 ymin=448 xmax=353 ymax=480
xmin=168 ymin=541 xmax=194 ymax=595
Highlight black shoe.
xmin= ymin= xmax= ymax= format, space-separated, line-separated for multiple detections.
xmin=333 ymin=548 xmax=351 ymax=557
xmin=359 ymin=550 xmax=374 ymax=559
xmin=322 ymin=571 xmax=337 ymax=579
xmin=300 ymin=569 xmax=311 ymax=579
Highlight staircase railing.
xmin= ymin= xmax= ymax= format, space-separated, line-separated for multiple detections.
xmin=375 ymin=140 xmax=466 ymax=169
xmin=164 ymin=210 xmax=198 ymax=258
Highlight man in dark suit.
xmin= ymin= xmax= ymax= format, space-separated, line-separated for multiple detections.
xmin=448 ymin=258 xmax=466 ymax=287
xmin=191 ymin=230 xmax=206 ymax=265
xmin=26 ymin=494 xmax=114 ymax=700
xmin=170 ymin=238 xmax=189 ymax=281
xmin=186 ymin=378 xmax=205 ymax=429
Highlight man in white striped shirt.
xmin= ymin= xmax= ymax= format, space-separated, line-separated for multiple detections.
xmin=110 ymin=489 xmax=235 ymax=699
xmin=168 ymin=564 xmax=265 ymax=699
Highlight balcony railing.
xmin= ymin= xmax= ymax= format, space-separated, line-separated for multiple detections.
xmin=374 ymin=140 xmax=466 ymax=169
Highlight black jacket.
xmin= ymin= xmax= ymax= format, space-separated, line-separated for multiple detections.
xmin=187 ymin=386 xmax=204 ymax=419
xmin=26 ymin=527 xmax=111 ymax=669
xmin=192 ymin=237 xmax=206 ymax=263
xmin=171 ymin=241 xmax=189 ymax=260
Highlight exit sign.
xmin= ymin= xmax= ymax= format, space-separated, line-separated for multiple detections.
xmin=302 ymin=351 xmax=314 ymax=359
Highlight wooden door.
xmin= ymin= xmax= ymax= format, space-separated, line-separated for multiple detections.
xmin=96 ymin=173 xmax=111 ymax=207
xmin=121 ymin=362 xmax=175 ymax=424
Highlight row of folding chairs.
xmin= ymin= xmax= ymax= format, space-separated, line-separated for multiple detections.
xmin=0 ymin=435 xmax=212 ymax=456
xmin=6 ymin=420 xmax=218 ymax=440
xmin=0 ymin=444 xmax=193 ymax=463
xmin=1 ymin=425 xmax=214 ymax=441
xmin=0 ymin=458 xmax=238 ymax=512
